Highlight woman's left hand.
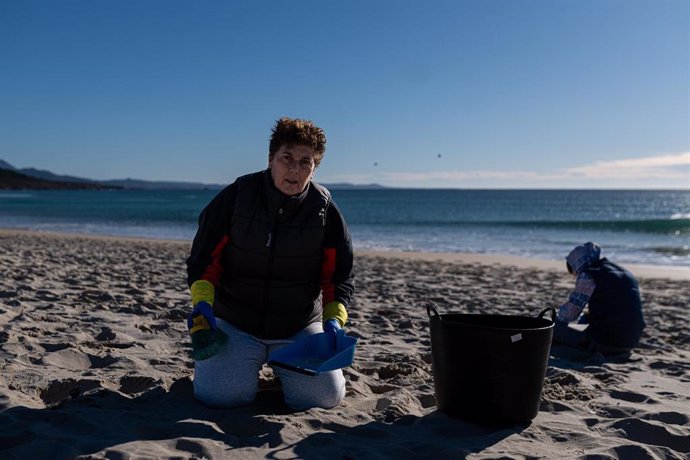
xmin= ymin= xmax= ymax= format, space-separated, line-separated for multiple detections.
xmin=324 ymin=318 xmax=341 ymax=348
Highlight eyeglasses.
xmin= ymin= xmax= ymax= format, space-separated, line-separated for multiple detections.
xmin=276 ymin=154 xmax=315 ymax=171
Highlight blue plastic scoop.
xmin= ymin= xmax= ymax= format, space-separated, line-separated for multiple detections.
xmin=268 ymin=330 xmax=358 ymax=376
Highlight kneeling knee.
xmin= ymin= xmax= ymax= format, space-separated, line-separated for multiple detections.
xmin=195 ymin=392 xmax=255 ymax=409
xmin=194 ymin=385 xmax=256 ymax=409
xmin=285 ymin=385 xmax=345 ymax=410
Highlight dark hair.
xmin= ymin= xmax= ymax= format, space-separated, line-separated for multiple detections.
xmin=269 ymin=117 xmax=327 ymax=166
xmin=566 ymin=262 xmax=574 ymax=274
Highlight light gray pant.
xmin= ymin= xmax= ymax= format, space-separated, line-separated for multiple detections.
xmin=193 ymin=318 xmax=346 ymax=410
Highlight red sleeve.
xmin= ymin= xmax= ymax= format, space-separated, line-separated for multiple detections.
xmin=186 ymin=183 xmax=236 ymax=287
xmin=320 ymin=247 xmax=337 ymax=303
xmin=320 ymin=202 xmax=354 ymax=306
xmin=201 ymin=235 xmax=231 ymax=286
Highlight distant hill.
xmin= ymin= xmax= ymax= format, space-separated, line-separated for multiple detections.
xmin=0 ymin=168 xmax=121 ymax=190
xmin=0 ymin=160 xmax=225 ymax=190
xmin=0 ymin=160 xmax=16 ymax=170
xmin=99 ymin=178 xmax=223 ymax=190
xmin=12 ymin=167 xmax=103 ymax=186
xmin=0 ymin=159 xmax=385 ymax=190
xmin=322 ymin=182 xmax=387 ymax=190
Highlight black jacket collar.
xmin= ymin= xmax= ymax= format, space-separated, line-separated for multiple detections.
xmin=263 ymin=169 xmax=310 ymax=217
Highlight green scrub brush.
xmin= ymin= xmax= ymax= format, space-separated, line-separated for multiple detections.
xmin=188 ymin=302 xmax=229 ymax=361
xmin=190 ymin=327 xmax=229 ymax=361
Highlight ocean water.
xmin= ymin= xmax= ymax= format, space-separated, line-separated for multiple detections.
xmin=0 ymin=188 xmax=688 ymax=267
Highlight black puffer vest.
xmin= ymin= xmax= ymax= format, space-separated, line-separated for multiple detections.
xmin=214 ymin=170 xmax=331 ymax=339
xmin=586 ymin=259 xmax=645 ymax=348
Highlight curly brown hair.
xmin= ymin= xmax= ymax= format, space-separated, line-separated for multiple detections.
xmin=269 ymin=117 xmax=327 ymax=166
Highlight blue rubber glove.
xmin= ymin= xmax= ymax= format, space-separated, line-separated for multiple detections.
xmin=187 ymin=301 xmax=217 ymax=334
xmin=187 ymin=301 xmax=229 ymax=361
xmin=324 ymin=318 xmax=341 ymax=349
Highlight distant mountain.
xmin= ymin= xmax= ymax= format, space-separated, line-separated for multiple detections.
xmin=17 ymin=167 xmax=102 ymax=185
xmin=0 ymin=168 xmax=120 ymax=190
xmin=0 ymin=160 xmax=16 ymax=170
xmin=322 ymin=182 xmax=387 ymax=190
xmin=0 ymin=159 xmax=386 ymax=190
xmin=99 ymin=178 xmax=223 ymax=190
xmin=0 ymin=160 xmax=223 ymax=190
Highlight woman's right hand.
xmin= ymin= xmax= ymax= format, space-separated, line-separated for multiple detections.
xmin=187 ymin=301 xmax=217 ymax=335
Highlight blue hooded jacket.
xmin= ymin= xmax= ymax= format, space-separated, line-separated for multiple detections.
xmin=561 ymin=242 xmax=645 ymax=348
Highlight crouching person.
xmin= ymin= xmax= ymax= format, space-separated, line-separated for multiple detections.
xmin=553 ymin=242 xmax=645 ymax=356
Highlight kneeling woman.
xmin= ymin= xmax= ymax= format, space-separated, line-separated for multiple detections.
xmin=185 ymin=117 xmax=354 ymax=410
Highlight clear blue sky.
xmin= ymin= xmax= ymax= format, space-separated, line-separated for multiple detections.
xmin=1 ymin=0 xmax=688 ymax=188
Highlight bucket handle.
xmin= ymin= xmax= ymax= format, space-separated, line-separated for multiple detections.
xmin=428 ymin=303 xmax=555 ymax=322
xmin=426 ymin=302 xmax=441 ymax=319
xmin=538 ymin=307 xmax=556 ymax=323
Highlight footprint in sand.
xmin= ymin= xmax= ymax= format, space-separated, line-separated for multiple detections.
xmin=95 ymin=327 xmax=117 ymax=342
xmin=610 ymin=418 xmax=690 ymax=453
xmin=612 ymin=445 xmax=667 ymax=460
xmin=118 ymin=375 xmax=159 ymax=395
xmin=88 ymin=354 xmax=118 ymax=369
xmin=650 ymin=360 xmax=690 ymax=378
xmin=609 ymin=389 xmax=658 ymax=404
xmin=42 ymin=349 xmax=92 ymax=370
xmin=174 ymin=439 xmax=212 ymax=458
xmin=39 ymin=378 xmax=102 ymax=405
xmin=643 ymin=411 xmax=689 ymax=425
xmin=369 ymin=383 xmax=398 ymax=395
xmin=594 ymin=405 xmax=639 ymax=419
xmin=38 ymin=342 xmax=71 ymax=352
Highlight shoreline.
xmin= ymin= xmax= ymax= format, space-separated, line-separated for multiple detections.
xmin=358 ymin=249 xmax=690 ymax=281
xmin=2 ymin=227 xmax=688 ymax=281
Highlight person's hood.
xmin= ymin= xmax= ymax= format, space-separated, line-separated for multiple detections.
xmin=566 ymin=242 xmax=601 ymax=274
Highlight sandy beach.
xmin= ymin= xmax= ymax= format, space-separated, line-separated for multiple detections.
xmin=0 ymin=228 xmax=688 ymax=459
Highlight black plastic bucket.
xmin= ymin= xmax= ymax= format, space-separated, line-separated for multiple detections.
xmin=427 ymin=304 xmax=555 ymax=424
